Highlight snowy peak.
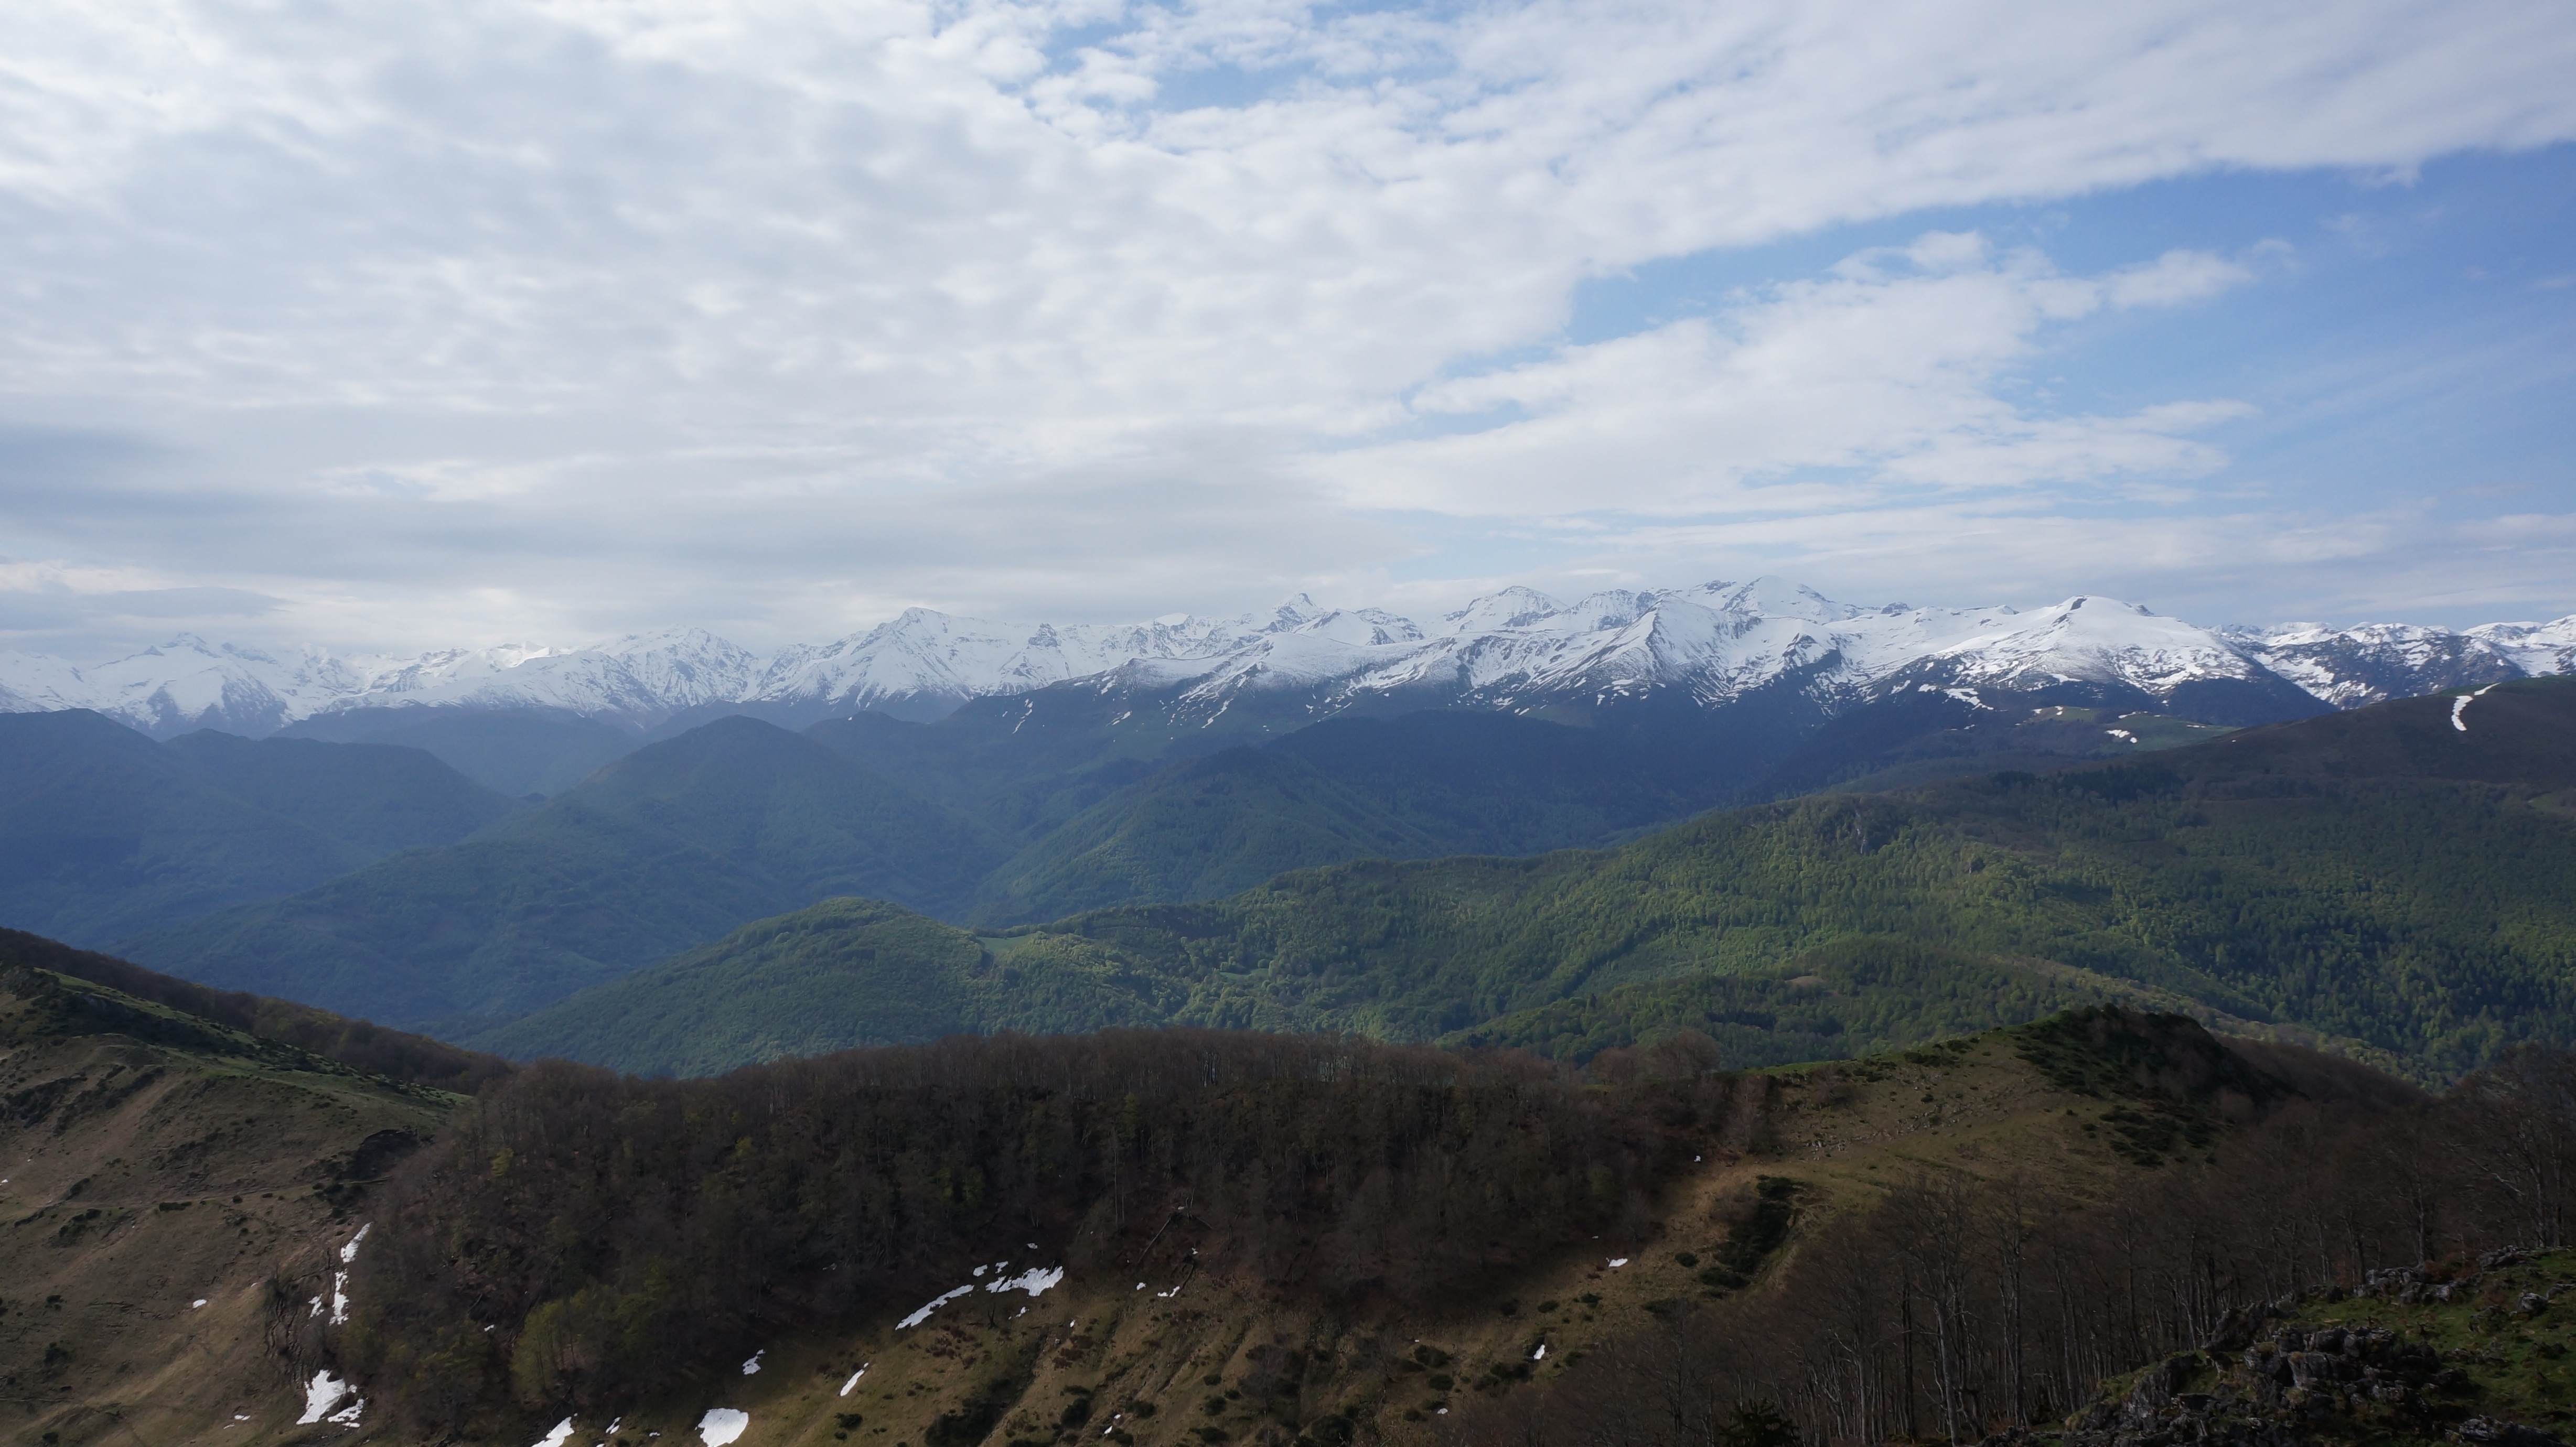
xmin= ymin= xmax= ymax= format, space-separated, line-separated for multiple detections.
xmin=1686 ymin=576 xmax=1867 ymax=625
xmin=2227 ymin=620 xmax=2526 ymax=709
xmin=2466 ymin=616 xmax=2576 ymax=679
xmin=337 ymin=628 xmax=762 ymax=723
xmin=4 ymin=586 xmax=2569 ymax=738
xmin=1925 ymin=597 xmax=2263 ymax=694
xmin=1441 ymin=587 xmax=1563 ymax=636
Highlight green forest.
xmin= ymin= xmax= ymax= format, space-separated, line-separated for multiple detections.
xmin=489 ymin=679 xmax=2576 ymax=1079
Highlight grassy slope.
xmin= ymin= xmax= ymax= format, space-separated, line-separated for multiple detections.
xmin=0 ymin=709 xmax=527 ymax=947
xmin=0 ymin=965 xmax=465 ymax=1446
xmin=489 ymin=678 xmax=2576 ymax=1078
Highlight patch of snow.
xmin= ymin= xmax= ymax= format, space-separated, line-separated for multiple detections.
xmin=897 ymin=1285 xmax=975 ymax=1329
xmin=987 ymin=1266 xmax=1063 ymax=1298
xmin=327 ymin=1397 xmax=363 ymax=1427
xmin=329 ymin=1270 xmax=351 ymax=1324
xmin=533 ymin=1417 xmax=576 ymax=1447
xmin=840 ymin=1366 xmax=867 ymax=1397
xmin=307 ymin=1294 xmax=322 ymax=1318
xmin=297 ymin=1370 xmax=352 ymax=1424
xmin=973 ymin=1265 xmax=989 ymax=1277
xmin=2453 ymin=694 xmax=2473 ymax=732
xmin=192 ymin=1298 xmax=208 ymax=1309
xmin=1607 ymin=1258 xmax=1629 ymax=1268
xmin=2106 ymin=728 xmax=2136 ymax=742
xmin=697 ymin=1408 xmax=750 ymax=1446
xmin=1533 ymin=1344 xmax=1548 ymax=1360
xmin=339 ymin=1223 xmax=370 ymax=1262
xmin=742 ymin=1349 xmax=764 ymax=1375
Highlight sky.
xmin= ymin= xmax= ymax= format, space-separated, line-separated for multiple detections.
xmin=2 ymin=0 xmax=2573 ymax=660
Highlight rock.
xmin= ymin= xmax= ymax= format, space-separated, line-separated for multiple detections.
xmin=2455 ymin=1416 xmax=2565 ymax=1447
xmin=2069 ymin=1314 xmax=2470 ymax=1447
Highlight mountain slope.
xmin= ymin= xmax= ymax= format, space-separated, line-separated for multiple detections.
xmin=128 ymin=718 xmax=1010 ymax=1030
xmin=346 ymin=1011 xmax=2520 ymax=1447
xmin=965 ymin=710 xmax=1714 ymax=924
xmin=162 ymin=728 xmax=536 ymax=854
xmin=276 ymin=706 xmax=641 ymax=796
xmin=492 ymin=677 xmax=2576 ymax=1078
xmin=0 ymin=947 xmax=483 ymax=1444
xmin=0 ymin=709 xmax=527 ymax=945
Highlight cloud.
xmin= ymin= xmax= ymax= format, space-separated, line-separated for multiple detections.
xmin=1320 ymin=234 xmax=2258 ymax=516
xmin=0 ymin=566 xmax=284 ymax=635
xmin=0 ymin=0 xmax=2570 ymax=651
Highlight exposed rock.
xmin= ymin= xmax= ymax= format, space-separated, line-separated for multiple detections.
xmin=2454 ymin=1416 xmax=2567 ymax=1447
xmin=2063 ymin=1318 xmax=2468 ymax=1447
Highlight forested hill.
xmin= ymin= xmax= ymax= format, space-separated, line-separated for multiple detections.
xmin=1 ymin=926 xmax=513 ymax=1093
xmin=483 ymin=677 xmax=2576 ymax=1079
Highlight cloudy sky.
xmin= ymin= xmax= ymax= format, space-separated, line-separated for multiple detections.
xmin=3 ymin=0 xmax=2573 ymax=657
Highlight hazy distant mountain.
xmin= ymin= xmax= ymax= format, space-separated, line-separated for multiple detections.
xmin=8 ymin=580 xmax=2567 ymax=740
xmin=0 ymin=710 xmax=527 ymax=945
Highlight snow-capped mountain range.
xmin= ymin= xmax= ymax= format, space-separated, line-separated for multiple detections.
xmin=3 ymin=578 xmax=2570 ymax=739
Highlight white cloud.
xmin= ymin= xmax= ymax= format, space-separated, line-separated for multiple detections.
xmin=1322 ymin=235 xmax=2257 ymax=516
xmin=0 ymin=0 xmax=2570 ymax=651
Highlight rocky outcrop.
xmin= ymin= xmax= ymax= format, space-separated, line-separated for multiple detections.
xmin=2052 ymin=1269 xmax=2568 ymax=1447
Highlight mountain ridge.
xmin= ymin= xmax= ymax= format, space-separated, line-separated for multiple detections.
xmin=8 ymin=578 xmax=2568 ymax=739
xmin=479 ymin=675 xmax=2576 ymax=1080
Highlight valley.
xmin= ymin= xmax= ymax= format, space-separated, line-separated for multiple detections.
xmin=12 ymin=945 xmax=2568 ymax=1447
xmin=1 ymin=591 xmax=2571 ymax=1447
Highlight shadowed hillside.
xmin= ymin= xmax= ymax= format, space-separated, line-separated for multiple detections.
xmin=490 ymin=677 xmax=2576 ymax=1079
xmin=0 ymin=709 xmax=527 ymax=945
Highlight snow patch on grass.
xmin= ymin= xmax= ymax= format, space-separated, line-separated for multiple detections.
xmin=297 ymin=1371 xmax=352 ymax=1425
xmin=988 ymin=1266 xmax=1063 ymax=1298
xmin=898 ymin=1285 xmax=974 ymax=1329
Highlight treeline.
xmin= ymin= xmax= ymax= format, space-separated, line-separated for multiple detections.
xmin=343 ymin=1028 xmax=1762 ymax=1435
xmin=0 ymin=926 xmax=512 ymax=1093
xmin=1446 ymin=1042 xmax=2576 ymax=1447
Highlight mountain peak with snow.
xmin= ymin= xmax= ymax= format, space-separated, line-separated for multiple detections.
xmin=3 ymin=581 xmax=2568 ymax=738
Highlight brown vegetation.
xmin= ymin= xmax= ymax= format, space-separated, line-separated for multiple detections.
xmin=1442 ymin=1034 xmax=2576 ymax=1447
xmin=344 ymin=1028 xmax=1759 ymax=1435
